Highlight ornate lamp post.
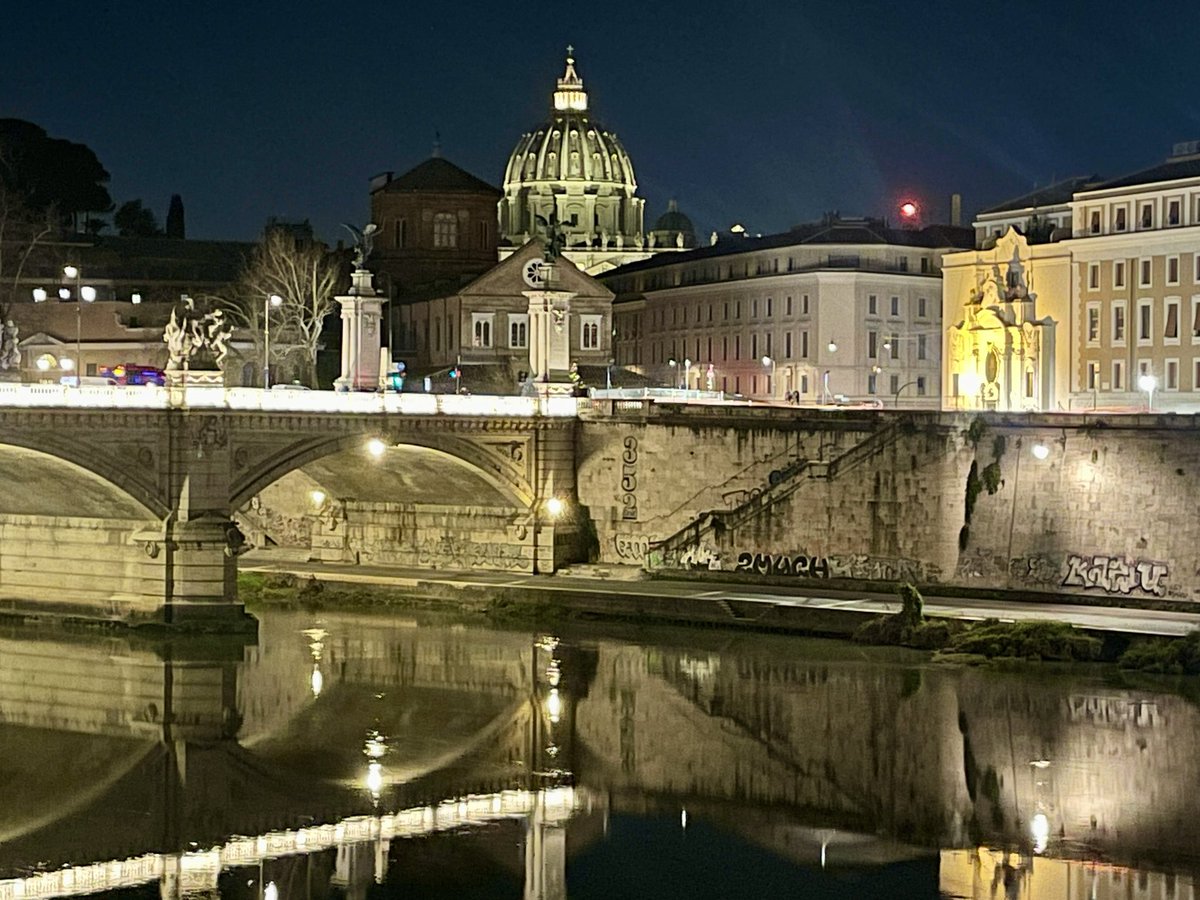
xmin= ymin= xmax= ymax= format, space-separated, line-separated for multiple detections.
xmin=761 ymin=355 xmax=776 ymax=399
xmin=62 ymin=266 xmax=95 ymax=387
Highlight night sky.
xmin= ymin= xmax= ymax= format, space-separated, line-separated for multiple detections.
xmin=6 ymin=1 xmax=1200 ymax=243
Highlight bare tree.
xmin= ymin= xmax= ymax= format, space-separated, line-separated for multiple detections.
xmin=0 ymin=181 xmax=56 ymax=323
xmin=221 ymin=230 xmax=344 ymax=387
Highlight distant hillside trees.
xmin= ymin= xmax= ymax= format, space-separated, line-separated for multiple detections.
xmin=166 ymin=194 xmax=185 ymax=239
xmin=114 ymin=199 xmax=162 ymax=237
xmin=0 ymin=119 xmax=112 ymax=233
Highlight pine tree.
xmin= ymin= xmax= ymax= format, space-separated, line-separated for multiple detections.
xmin=166 ymin=194 xmax=185 ymax=239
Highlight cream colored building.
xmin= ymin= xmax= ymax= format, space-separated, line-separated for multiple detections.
xmin=603 ymin=216 xmax=972 ymax=405
xmin=943 ymin=142 xmax=1200 ymax=413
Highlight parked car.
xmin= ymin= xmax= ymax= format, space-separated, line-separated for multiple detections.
xmin=99 ymin=363 xmax=166 ymax=386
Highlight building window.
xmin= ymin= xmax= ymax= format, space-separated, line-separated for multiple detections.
xmin=921 ymin=257 xmax=931 ymax=274
xmin=395 ymin=218 xmax=407 ymax=248
xmin=581 ymin=315 xmax=601 ymax=350
xmin=766 ymin=297 xmax=773 ymax=316
xmin=889 ymin=374 xmax=899 ymax=394
xmin=1193 ymin=297 xmax=1200 ymax=340
xmin=890 ymin=295 xmax=899 ymax=316
xmin=1086 ymin=360 xmax=1099 ymax=390
xmin=1140 ymin=258 xmax=1152 ymax=287
xmin=1194 ymin=359 xmax=1200 ymax=391
xmin=916 ymin=376 xmax=926 ymax=396
xmin=765 ymin=333 xmax=772 ymax=357
xmin=1086 ymin=303 xmax=1100 ymax=345
xmin=1025 ymin=369 xmax=1035 ymax=398
xmin=1166 ymin=359 xmax=1180 ymax=390
xmin=786 ymin=296 xmax=793 ymax=316
xmin=1169 ymin=199 xmax=1181 ymax=227
xmin=1115 ymin=207 xmax=1127 ymax=231
xmin=1113 ymin=360 xmax=1124 ymax=391
xmin=722 ymin=336 xmax=728 ymax=361
xmin=918 ymin=297 xmax=927 ymax=317
xmin=917 ymin=334 xmax=927 ymax=360
xmin=1113 ymin=302 xmax=1126 ymax=344
xmin=868 ymin=331 xmax=878 ymax=358
xmin=1168 ymin=256 xmax=1180 ymax=285
xmin=1138 ymin=301 xmax=1152 ymax=343
xmin=1114 ymin=260 xmax=1126 ymax=289
xmin=800 ymin=373 xmax=809 ymax=394
xmin=472 ymin=313 xmax=492 ymax=348
xmin=868 ymin=294 xmax=877 ymax=315
xmin=802 ymin=294 xmax=810 ymax=315
xmin=1140 ymin=202 xmax=1154 ymax=229
xmin=723 ymin=302 xmax=729 ymax=320
xmin=1195 ymin=253 xmax=1200 ymax=283
xmin=868 ymin=374 xmax=877 ymax=394
xmin=735 ymin=336 xmax=741 ymax=360
xmin=735 ymin=301 xmax=741 ymax=319
xmin=509 ymin=314 xmax=528 ymax=348
xmin=1089 ymin=210 xmax=1100 ymax=234
xmin=1165 ymin=299 xmax=1180 ymax=342
xmin=1088 ymin=263 xmax=1100 ymax=290
xmin=433 ymin=212 xmax=458 ymax=248
xmin=785 ymin=332 xmax=792 ymax=358
xmin=751 ymin=334 xmax=758 ymax=358
xmin=751 ymin=299 xmax=758 ymax=318
xmin=801 ymin=331 xmax=809 ymax=358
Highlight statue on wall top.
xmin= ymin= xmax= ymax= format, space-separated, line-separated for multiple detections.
xmin=534 ymin=211 xmax=567 ymax=261
xmin=0 ymin=319 xmax=19 ymax=371
xmin=342 ymin=222 xmax=379 ymax=269
xmin=163 ymin=296 xmax=233 ymax=370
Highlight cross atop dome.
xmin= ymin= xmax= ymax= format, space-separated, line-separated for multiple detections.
xmin=554 ymin=45 xmax=587 ymax=111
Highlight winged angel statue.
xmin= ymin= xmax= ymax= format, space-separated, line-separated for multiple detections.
xmin=342 ymin=222 xmax=379 ymax=269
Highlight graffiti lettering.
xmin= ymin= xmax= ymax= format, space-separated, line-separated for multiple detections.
xmin=679 ymin=544 xmax=721 ymax=570
xmin=614 ymin=534 xmax=650 ymax=562
xmin=1062 ymin=553 xmax=1169 ymax=598
xmin=620 ymin=436 xmax=639 ymax=521
xmin=735 ymin=552 xmax=830 ymax=578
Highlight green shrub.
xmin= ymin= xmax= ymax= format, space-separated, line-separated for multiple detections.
xmin=1119 ymin=631 xmax=1200 ymax=675
xmin=946 ymin=619 xmax=1101 ymax=662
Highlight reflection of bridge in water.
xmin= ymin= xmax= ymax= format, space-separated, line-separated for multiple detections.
xmin=4 ymin=612 xmax=1200 ymax=899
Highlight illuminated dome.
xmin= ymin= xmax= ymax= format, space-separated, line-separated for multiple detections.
xmin=650 ymin=199 xmax=696 ymax=248
xmin=499 ymin=49 xmax=645 ymax=251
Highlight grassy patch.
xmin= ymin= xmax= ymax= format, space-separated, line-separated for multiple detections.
xmin=855 ymin=584 xmax=1101 ymax=663
xmin=1119 ymin=631 xmax=1200 ymax=675
xmin=944 ymin=619 xmax=1101 ymax=662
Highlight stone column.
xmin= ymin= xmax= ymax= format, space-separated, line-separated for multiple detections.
xmin=334 ymin=269 xmax=384 ymax=392
xmin=523 ymin=285 xmax=576 ymax=396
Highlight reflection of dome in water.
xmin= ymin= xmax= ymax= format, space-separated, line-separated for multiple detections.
xmin=499 ymin=50 xmax=644 ymax=250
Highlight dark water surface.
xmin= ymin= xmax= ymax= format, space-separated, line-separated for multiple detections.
xmin=1 ymin=608 xmax=1198 ymax=900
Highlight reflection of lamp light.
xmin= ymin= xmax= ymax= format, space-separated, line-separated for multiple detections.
xmin=310 ymin=489 xmax=326 ymax=508
xmin=264 ymin=882 xmax=278 ymax=900
xmin=366 ymin=761 xmax=383 ymax=796
xmin=367 ymin=438 xmax=387 ymax=458
xmin=1031 ymin=442 xmax=1050 ymax=460
xmin=547 ymin=688 xmax=562 ymax=724
xmin=310 ymin=664 xmax=323 ymax=698
xmin=1030 ymin=813 xmax=1049 ymax=854
xmin=544 ymin=496 xmax=564 ymax=518
xmin=1138 ymin=373 xmax=1157 ymax=411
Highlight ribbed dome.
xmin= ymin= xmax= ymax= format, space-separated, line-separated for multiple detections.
xmin=502 ymin=52 xmax=636 ymax=192
xmin=498 ymin=50 xmax=645 ymax=252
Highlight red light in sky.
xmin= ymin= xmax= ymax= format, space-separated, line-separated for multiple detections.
xmin=900 ymin=201 xmax=918 ymax=219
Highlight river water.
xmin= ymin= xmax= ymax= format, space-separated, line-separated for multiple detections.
xmin=0 ymin=607 xmax=1197 ymax=900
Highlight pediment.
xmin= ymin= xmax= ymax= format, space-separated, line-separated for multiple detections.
xmin=459 ymin=241 xmax=614 ymax=302
xmin=18 ymin=332 xmax=66 ymax=347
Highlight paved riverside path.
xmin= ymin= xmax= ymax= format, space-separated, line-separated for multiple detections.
xmin=240 ymin=554 xmax=1200 ymax=639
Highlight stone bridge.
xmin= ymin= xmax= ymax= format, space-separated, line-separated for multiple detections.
xmin=0 ymin=388 xmax=578 ymax=624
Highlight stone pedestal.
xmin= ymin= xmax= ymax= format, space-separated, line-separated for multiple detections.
xmin=335 ymin=269 xmax=384 ymax=391
xmin=523 ymin=289 xmax=576 ymax=385
xmin=165 ymin=366 xmax=224 ymax=407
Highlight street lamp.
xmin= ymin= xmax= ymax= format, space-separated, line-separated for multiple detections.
xmin=667 ymin=358 xmax=677 ymax=389
xmin=827 ymin=339 xmax=838 ymax=353
xmin=263 ymin=293 xmax=283 ymax=388
xmin=684 ymin=357 xmax=692 ymax=391
xmin=761 ymin=355 xmax=776 ymax=399
xmin=63 ymin=265 xmax=94 ymax=387
xmin=1138 ymin=373 xmax=1157 ymax=412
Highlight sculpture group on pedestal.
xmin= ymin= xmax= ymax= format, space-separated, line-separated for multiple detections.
xmin=0 ymin=320 xmax=19 ymax=372
xmin=163 ymin=297 xmax=232 ymax=372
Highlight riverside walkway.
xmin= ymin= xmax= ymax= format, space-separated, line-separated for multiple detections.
xmin=241 ymin=553 xmax=1200 ymax=639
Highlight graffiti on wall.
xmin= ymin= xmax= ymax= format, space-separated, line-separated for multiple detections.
xmin=680 ymin=544 xmax=721 ymax=570
xmin=414 ymin=535 xmax=526 ymax=571
xmin=620 ymin=436 xmax=639 ymax=521
xmin=1062 ymin=553 xmax=1169 ymax=598
xmin=730 ymin=551 xmax=938 ymax=582
xmin=957 ymin=550 xmax=1175 ymax=598
xmin=613 ymin=534 xmax=650 ymax=562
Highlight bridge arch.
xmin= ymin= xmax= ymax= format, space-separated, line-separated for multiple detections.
xmin=0 ymin=439 xmax=163 ymax=518
xmin=230 ymin=431 xmax=535 ymax=511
